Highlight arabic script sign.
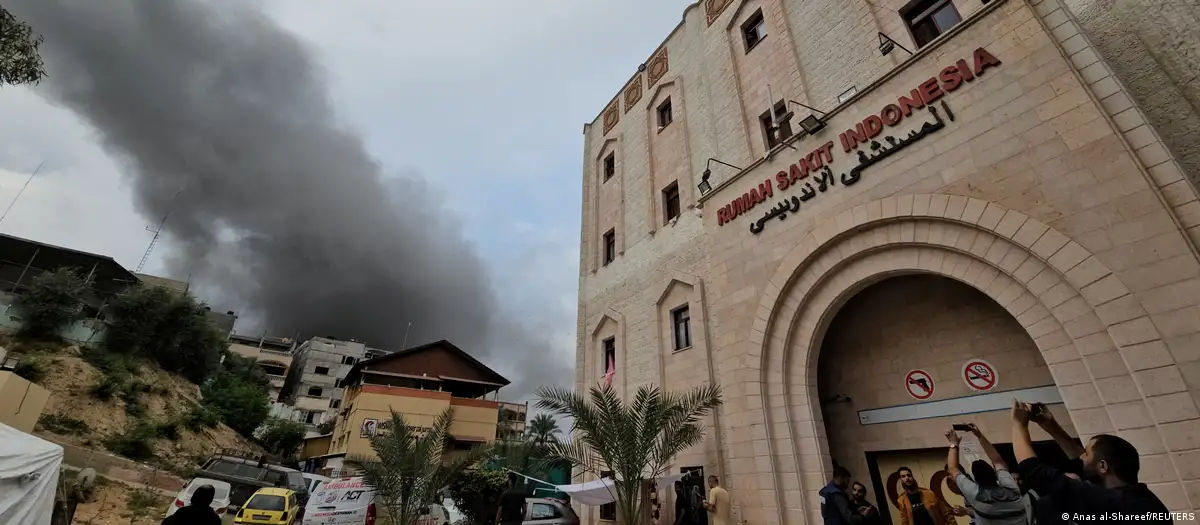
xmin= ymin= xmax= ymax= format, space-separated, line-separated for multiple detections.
xmin=716 ymin=47 xmax=1002 ymax=234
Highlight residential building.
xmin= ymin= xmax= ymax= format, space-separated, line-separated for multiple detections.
xmin=279 ymin=336 xmax=366 ymax=430
xmin=228 ymin=333 xmax=296 ymax=401
xmin=299 ymin=340 xmax=513 ymax=475
xmin=364 ymin=346 xmax=393 ymax=360
xmin=578 ymin=0 xmax=1200 ymax=522
xmin=498 ymin=401 xmax=528 ymax=441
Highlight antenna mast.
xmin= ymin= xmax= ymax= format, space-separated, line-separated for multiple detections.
xmin=136 ymin=187 xmax=185 ymax=273
xmin=0 ymin=161 xmax=44 ymax=229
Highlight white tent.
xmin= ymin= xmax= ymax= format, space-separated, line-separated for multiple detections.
xmin=0 ymin=422 xmax=63 ymax=525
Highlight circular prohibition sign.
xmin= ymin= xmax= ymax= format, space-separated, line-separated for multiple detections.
xmin=905 ymin=369 xmax=935 ymax=400
xmin=962 ymin=359 xmax=998 ymax=392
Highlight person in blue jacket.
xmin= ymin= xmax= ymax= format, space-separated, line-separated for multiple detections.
xmin=820 ymin=466 xmax=871 ymax=525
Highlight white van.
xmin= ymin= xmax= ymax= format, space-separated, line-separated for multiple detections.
xmin=303 ymin=473 xmax=332 ymax=494
xmin=301 ymin=476 xmax=448 ymax=525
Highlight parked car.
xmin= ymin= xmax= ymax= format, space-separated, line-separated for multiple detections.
xmin=164 ymin=477 xmax=233 ymax=518
xmin=301 ymin=476 xmax=447 ymax=525
xmin=234 ymin=487 xmax=302 ymax=524
xmin=523 ymin=498 xmax=579 ymax=525
xmin=198 ymin=455 xmax=310 ymax=510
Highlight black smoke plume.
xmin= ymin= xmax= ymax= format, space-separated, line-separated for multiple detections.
xmin=6 ymin=0 xmax=569 ymax=398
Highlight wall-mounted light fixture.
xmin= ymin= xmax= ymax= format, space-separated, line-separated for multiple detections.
xmin=878 ymin=32 xmax=912 ymax=57
xmin=699 ymin=158 xmax=743 ymax=196
xmin=780 ymin=100 xmax=829 ymax=135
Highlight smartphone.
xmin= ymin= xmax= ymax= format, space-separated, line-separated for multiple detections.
xmin=1029 ymin=402 xmax=1048 ymax=416
xmin=951 ymin=423 xmax=972 ymax=432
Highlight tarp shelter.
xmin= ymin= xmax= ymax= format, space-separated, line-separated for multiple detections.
xmin=511 ymin=470 xmax=694 ymax=506
xmin=0 ymin=422 xmax=63 ymax=525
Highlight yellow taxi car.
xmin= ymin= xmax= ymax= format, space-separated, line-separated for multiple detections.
xmin=234 ymin=487 xmax=302 ymax=524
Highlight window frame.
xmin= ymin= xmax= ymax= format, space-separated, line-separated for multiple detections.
xmin=602 ymin=229 xmax=616 ymax=266
xmin=602 ymin=337 xmax=616 ymax=377
xmin=657 ymin=98 xmax=674 ymax=130
xmin=603 ymin=152 xmax=616 ymax=182
xmin=307 ymin=386 xmax=324 ymax=397
xmin=741 ymin=9 xmax=767 ymax=53
xmin=314 ymin=366 xmax=330 ymax=375
xmin=903 ymin=0 xmax=962 ymax=48
xmin=662 ymin=182 xmax=681 ymax=224
xmin=671 ymin=305 xmax=692 ymax=351
xmin=760 ymin=100 xmax=793 ymax=151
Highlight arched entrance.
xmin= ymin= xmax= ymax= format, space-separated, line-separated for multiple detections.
xmin=740 ymin=195 xmax=1193 ymax=525
xmin=816 ymin=274 xmax=1075 ymax=524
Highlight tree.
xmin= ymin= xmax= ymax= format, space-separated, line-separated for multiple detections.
xmin=201 ymin=369 xmax=270 ymax=437
xmin=256 ymin=417 xmax=308 ymax=457
xmin=535 ymin=383 xmax=723 ymax=525
xmin=15 ymin=268 xmax=88 ymax=340
xmin=348 ymin=408 xmax=492 ymax=525
xmin=446 ymin=468 xmax=509 ymax=525
xmin=1 ymin=6 xmax=46 ymax=86
xmin=525 ymin=414 xmax=561 ymax=449
xmin=104 ymin=285 xmax=223 ymax=383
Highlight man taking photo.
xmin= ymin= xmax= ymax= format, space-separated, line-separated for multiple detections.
xmin=1010 ymin=399 xmax=1171 ymax=523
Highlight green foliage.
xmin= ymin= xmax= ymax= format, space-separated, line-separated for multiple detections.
xmin=316 ymin=419 xmax=337 ymax=435
xmin=88 ymin=373 xmax=123 ymax=400
xmin=348 ymin=408 xmax=494 ymax=525
xmin=124 ymin=487 xmax=170 ymax=520
xmin=38 ymin=413 xmax=91 ymax=435
xmin=82 ymin=349 xmax=149 ymax=416
xmin=447 ymin=468 xmax=509 ymax=525
xmin=183 ymin=404 xmax=221 ymax=431
xmin=104 ymin=420 xmax=158 ymax=461
xmin=104 ymin=285 xmax=223 ymax=384
xmin=526 ymin=413 xmax=561 ymax=449
xmin=256 ymin=417 xmax=308 ymax=457
xmin=14 ymin=268 xmax=87 ymax=340
xmin=201 ymin=366 xmax=270 ymax=437
xmin=535 ymin=383 xmax=723 ymax=525
xmin=12 ymin=357 xmax=46 ymax=383
xmin=0 ymin=7 xmax=47 ymax=86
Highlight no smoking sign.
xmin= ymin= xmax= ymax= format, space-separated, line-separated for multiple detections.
xmin=962 ymin=359 xmax=998 ymax=392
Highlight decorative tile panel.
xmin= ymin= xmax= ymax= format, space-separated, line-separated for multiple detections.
xmin=647 ymin=48 xmax=670 ymax=88
xmin=623 ymin=76 xmax=643 ymax=113
xmin=705 ymin=0 xmax=735 ymax=26
xmin=602 ymin=102 xmax=620 ymax=135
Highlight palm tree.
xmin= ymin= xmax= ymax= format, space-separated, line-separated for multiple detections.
xmin=535 ymin=383 xmax=723 ymax=525
xmin=525 ymin=413 xmax=561 ymax=449
xmin=348 ymin=407 xmax=492 ymax=525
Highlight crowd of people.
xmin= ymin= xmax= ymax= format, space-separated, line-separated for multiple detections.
xmin=820 ymin=400 xmax=1175 ymax=525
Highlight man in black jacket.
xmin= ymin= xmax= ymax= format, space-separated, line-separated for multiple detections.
xmin=1011 ymin=399 xmax=1172 ymax=523
xmin=161 ymin=485 xmax=220 ymax=525
xmin=819 ymin=466 xmax=872 ymax=525
xmin=850 ymin=482 xmax=883 ymax=525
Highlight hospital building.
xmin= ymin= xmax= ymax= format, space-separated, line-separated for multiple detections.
xmin=575 ymin=0 xmax=1200 ymax=523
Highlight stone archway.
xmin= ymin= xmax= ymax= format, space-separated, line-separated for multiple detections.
xmin=739 ymin=194 xmax=1194 ymax=525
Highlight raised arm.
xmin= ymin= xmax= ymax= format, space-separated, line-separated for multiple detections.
xmin=969 ymin=423 xmax=1008 ymax=471
xmin=1032 ymin=405 xmax=1084 ymax=459
xmin=945 ymin=429 xmax=963 ymax=477
xmin=1012 ymin=399 xmax=1038 ymax=464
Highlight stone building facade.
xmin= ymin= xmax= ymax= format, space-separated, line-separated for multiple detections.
xmin=576 ymin=0 xmax=1200 ymax=524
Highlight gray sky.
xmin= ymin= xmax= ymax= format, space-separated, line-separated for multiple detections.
xmin=0 ymin=0 xmax=694 ymax=405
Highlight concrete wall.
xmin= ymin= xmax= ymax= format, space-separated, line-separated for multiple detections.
xmin=577 ymin=0 xmax=1200 ymax=522
xmin=329 ymin=385 xmax=500 ymax=460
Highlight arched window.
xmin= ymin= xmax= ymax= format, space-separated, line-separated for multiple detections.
xmin=308 ymin=386 xmax=323 ymax=397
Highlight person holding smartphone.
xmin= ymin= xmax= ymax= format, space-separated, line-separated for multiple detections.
xmin=946 ymin=424 xmax=1029 ymax=525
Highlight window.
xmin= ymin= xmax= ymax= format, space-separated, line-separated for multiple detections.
xmin=304 ymin=411 xmax=317 ymax=424
xmin=531 ymin=503 xmax=563 ymax=521
xmin=599 ymin=471 xmax=617 ymax=520
xmin=905 ymin=0 xmax=962 ymax=48
xmin=603 ymin=229 xmax=616 ymax=266
xmin=760 ymin=100 xmax=793 ymax=150
xmin=662 ymin=182 xmax=681 ymax=223
xmin=672 ymin=305 xmax=692 ymax=350
xmin=308 ymin=386 xmax=323 ymax=397
xmin=742 ymin=9 xmax=766 ymax=52
xmin=333 ymin=378 xmax=341 ymax=388
xmin=603 ymin=153 xmax=616 ymax=181
xmin=657 ymin=98 xmax=673 ymax=129
xmin=602 ymin=338 xmax=616 ymax=377
xmin=342 ymin=356 xmax=356 ymax=365
xmin=331 ymin=399 xmax=341 ymax=409
xmin=314 ymin=366 xmax=329 ymax=375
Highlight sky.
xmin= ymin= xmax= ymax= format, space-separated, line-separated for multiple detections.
xmin=0 ymin=0 xmax=695 ymax=407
